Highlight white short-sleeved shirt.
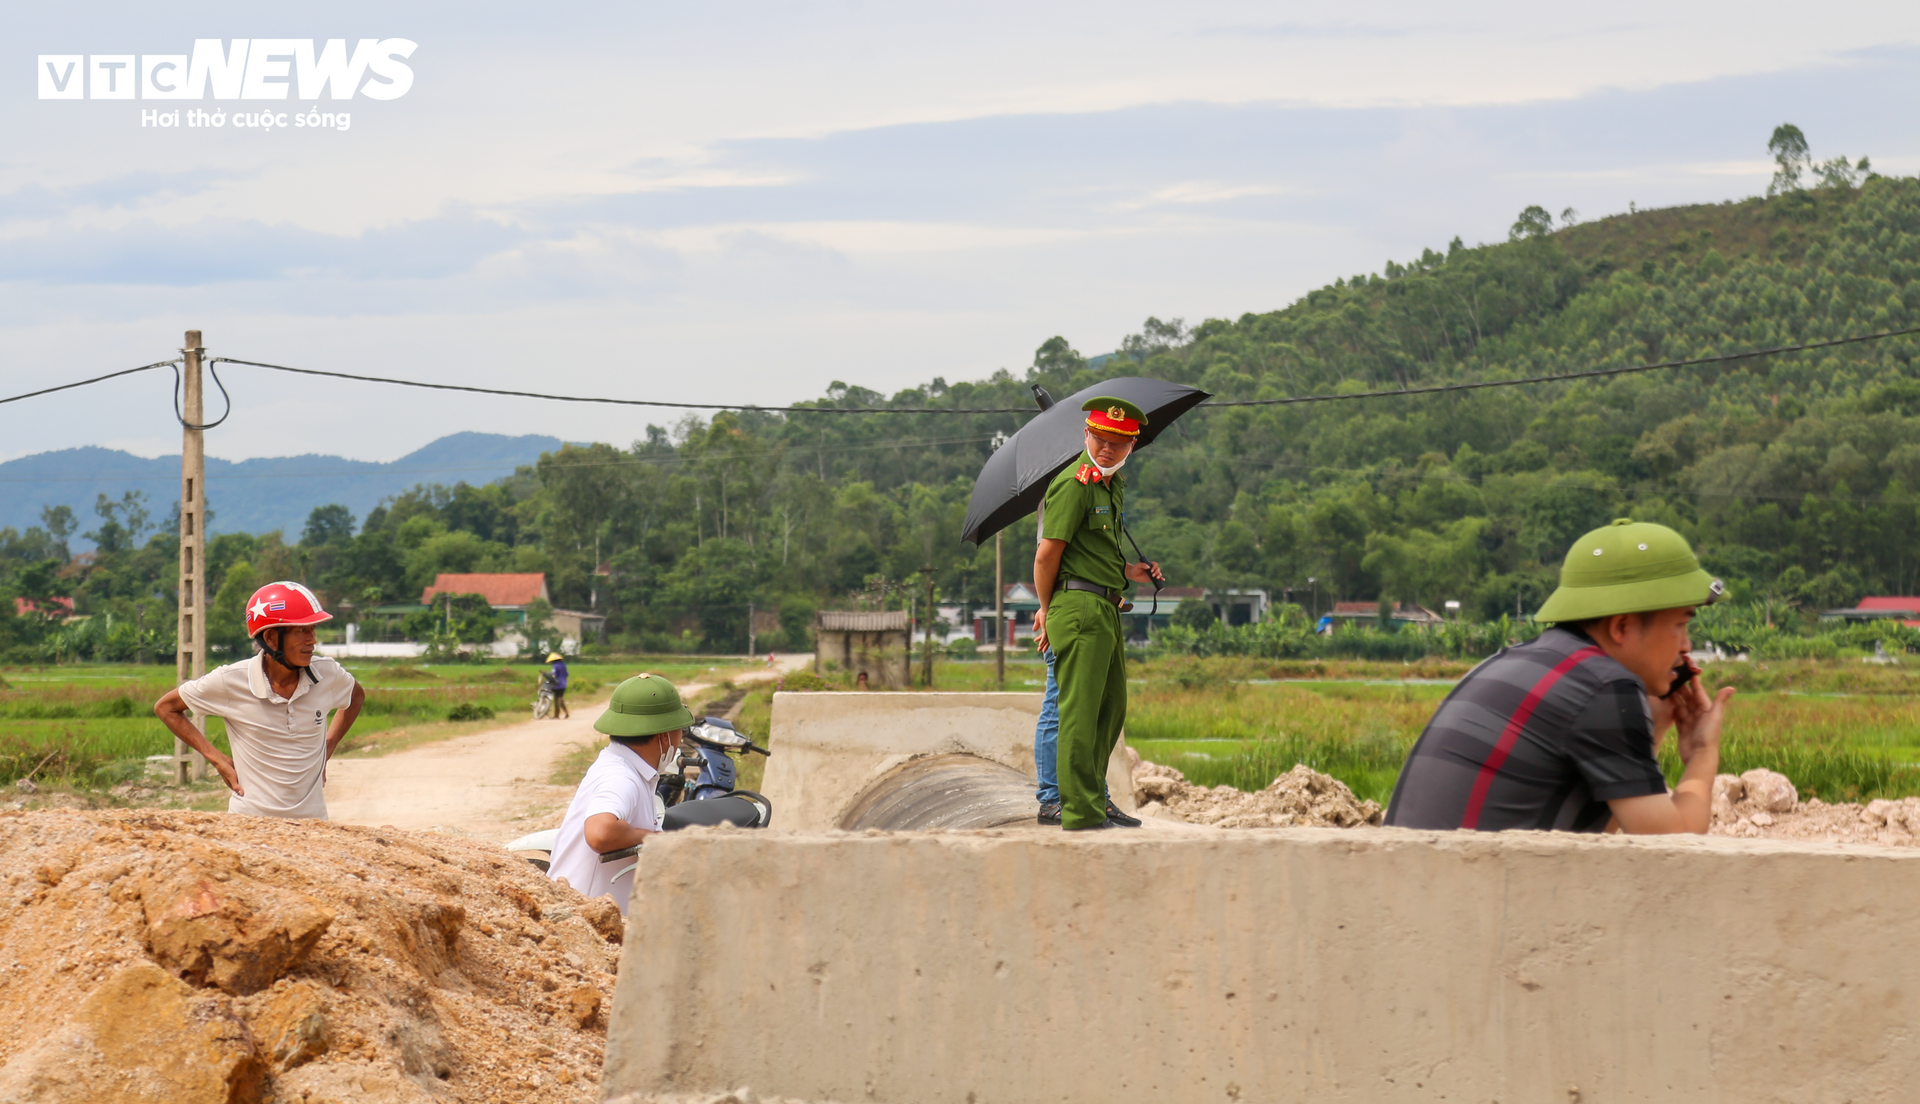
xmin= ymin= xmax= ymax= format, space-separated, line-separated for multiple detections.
xmin=549 ymin=742 xmax=661 ymax=915
xmin=176 ymin=654 xmax=357 ymax=820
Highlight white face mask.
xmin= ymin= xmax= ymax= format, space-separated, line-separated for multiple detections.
xmin=1087 ymin=435 xmax=1130 ymax=477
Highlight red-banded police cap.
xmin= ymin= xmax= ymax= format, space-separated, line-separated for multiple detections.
xmin=1082 ymin=396 xmax=1147 ymax=437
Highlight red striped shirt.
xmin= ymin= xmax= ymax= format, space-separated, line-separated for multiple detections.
xmin=1459 ymin=646 xmax=1604 ymax=829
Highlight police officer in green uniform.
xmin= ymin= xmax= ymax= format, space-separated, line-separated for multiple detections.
xmin=1033 ymin=397 xmax=1163 ymax=831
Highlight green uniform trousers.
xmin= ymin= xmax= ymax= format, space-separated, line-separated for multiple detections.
xmin=1048 ymin=588 xmax=1127 ymax=830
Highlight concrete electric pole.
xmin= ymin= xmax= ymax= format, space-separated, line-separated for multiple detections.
xmin=173 ymin=330 xmax=210 ymax=783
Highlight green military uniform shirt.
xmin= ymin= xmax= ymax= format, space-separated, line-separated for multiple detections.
xmin=1040 ymin=452 xmax=1128 ymax=592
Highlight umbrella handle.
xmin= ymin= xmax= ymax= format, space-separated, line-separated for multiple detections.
xmin=1122 ymin=524 xmax=1164 ymax=618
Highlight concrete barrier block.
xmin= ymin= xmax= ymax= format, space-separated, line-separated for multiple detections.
xmin=762 ymin=692 xmax=1135 ymax=830
xmin=606 ymin=828 xmax=1920 ymax=1103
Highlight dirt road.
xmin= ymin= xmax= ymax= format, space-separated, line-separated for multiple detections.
xmin=324 ymin=656 xmax=811 ymax=842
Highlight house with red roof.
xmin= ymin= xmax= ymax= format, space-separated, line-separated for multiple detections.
xmin=13 ymin=596 xmax=75 ymax=619
xmin=1825 ymin=596 xmax=1920 ymax=628
xmin=421 ymin=573 xmax=550 ymax=611
xmin=418 ymin=573 xmax=604 ymax=645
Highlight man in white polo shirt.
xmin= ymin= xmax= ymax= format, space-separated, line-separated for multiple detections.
xmin=153 ymin=581 xmax=365 ymax=819
xmin=547 ymin=672 xmax=690 ymax=916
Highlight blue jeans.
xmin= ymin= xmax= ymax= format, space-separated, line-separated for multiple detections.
xmin=1035 ymin=649 xmax=1061 ymax=804
xmin=1034 ymin=646 xmax=1112 ymax=807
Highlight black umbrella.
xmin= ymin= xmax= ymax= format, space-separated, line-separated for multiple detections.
xmin=961 ymin=376 xmax=1211 ymax=546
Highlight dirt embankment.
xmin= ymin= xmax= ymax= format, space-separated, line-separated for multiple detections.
xmin=0 ymin=809 xmax=622 ymax=1104
xmin=1709 ymin=768 xmax=1920 ymax=845
xmin=1130 ymin=754 xmax=1920 ymax=844
xmin=1129 ymin=751 xmax=1384 ymax=828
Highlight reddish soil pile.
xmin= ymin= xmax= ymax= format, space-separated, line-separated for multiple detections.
xmin=1129 ymin=752 xmax=1384 ymax=828
xmin=0 ymin=809 xmax=624 ymax=1104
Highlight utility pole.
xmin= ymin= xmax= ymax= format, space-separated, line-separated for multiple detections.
xmin=994 ymin=532 xmax=1005 ymax=689
xmin=173 ymin=331 xmax=209 ymax=784
xmin=921 ymin=565 xmax=935 ymax=689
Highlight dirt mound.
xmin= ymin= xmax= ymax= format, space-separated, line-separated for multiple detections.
xmin=1129 ymin=752 xmax=1383 ymax=828
xmin=0 ymin=809 xmax=623 ymax=1103
xmin=1711 ymin=769 xmax=1920 ymax=846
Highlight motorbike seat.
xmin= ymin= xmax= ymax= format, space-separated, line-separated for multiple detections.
xmin=663 ymin=794 xmax=768 ymax=830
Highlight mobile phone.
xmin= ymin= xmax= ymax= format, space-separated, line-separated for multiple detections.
xmin=1660 ymin=657 xmax=1697 ymax=699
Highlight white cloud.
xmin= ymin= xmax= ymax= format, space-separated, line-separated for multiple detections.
xmin=0 ymin=2 xmax=1917 ymax=466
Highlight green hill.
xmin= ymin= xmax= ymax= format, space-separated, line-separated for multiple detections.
xmin=1094 ymin=174 xmax=1920 ymax=620
xmin=6 ymin=171 xmax=1919 ymax=655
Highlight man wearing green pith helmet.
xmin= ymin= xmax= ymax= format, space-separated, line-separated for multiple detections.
xmin=547 ymin=672 xmax=693 ymax=914
xmin=1033 ymin=396 xmax=1164 ymax=831
xmin=1386 ymin=519 xmax=1736 ymax=835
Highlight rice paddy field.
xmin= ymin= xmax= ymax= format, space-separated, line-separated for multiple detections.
xmin=752 ymin=655 xmax=1920 ymax=807
xmin=13 ymin=654 xmax=1920 ymax=808
xmin=0 ymin=657 xmax=752 ymax=787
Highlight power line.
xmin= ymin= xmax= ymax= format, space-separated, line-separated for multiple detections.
xmin=0 ymin=360 xmax=179 ymax=406
xmin=209 ymin=358 xmax=1035 ymax=413
xmin=1202 ymin=325 xmax=1920 ymax=408
xmin=5 ymin=324 xmax=1918 ymax=416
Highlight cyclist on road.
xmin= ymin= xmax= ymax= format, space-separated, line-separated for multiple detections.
xmin=546 ymin=651 xmax=571 ymax=719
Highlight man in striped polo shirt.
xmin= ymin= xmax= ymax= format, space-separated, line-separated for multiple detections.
xmin=1385 ymin=519 xmax=1735 ymax=834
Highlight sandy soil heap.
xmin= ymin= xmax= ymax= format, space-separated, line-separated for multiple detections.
xmin=1710 ymin=768 xmax=1920 ymax=845
xmin=1128 ymin=755 xmax=1920 ymax=844
xmin=0 ymin=809 xmax=624 ymax=1104
xmin=1129 ymin=752 xmax=1384 ymax=828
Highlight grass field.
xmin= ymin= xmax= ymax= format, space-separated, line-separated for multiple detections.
xmin=1122 ymin=660 xmax=1920 ymax=806
xmin=0 ymin=656 xmax=755 ymax=787
xmin=13 ymin=655 xmax=1920 ymax=808
xmin=748 ymin=656 xmax=1920 ymax=807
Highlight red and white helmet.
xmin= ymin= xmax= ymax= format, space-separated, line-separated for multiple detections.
xmin=245 ymin=581 xmax=332 ymax=638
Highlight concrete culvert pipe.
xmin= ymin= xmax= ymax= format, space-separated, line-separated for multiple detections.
xmin=837 ymin=754 xmax=1037 ymax=830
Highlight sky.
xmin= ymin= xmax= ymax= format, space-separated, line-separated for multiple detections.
xmin=4 ymin=1 xmax=1919 ymax=465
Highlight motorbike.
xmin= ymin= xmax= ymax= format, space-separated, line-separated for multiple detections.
xmin=505 ymin=714 xmax=772 ymax=877
xmin=533 ymin=674 xmax=557 ymax=719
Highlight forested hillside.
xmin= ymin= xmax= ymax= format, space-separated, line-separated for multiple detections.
xmin=3 ymin=159 xmax=1917 ymax=658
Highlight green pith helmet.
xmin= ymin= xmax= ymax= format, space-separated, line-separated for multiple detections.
xmin=1534 ymin=519 xmax=1722 ymax=623
xmin=595 ymin=672 xmax=695 ymax=739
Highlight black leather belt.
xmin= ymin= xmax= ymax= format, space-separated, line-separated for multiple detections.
xmin=1062 ymin=580 xmax=1128 ymax=609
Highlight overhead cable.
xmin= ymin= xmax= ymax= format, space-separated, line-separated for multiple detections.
xmin=212 ymin=326 xmax=1920 ymax=411
xmin=208 ymin=358 xmax=1035 ymax=413
xmin=1202 ymin=324 xmax=1920 ymax=408
xmin=0 ymin=360 xmax=179 ymax=406
xmin=5 ymin=325 xmax=1917 ymax=416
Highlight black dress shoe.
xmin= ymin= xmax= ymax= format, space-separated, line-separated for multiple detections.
xmin=1063 ymin=818 xmax=1122 ymax=831
xmin=1037 ymin=803 xmax=1062 ymax=826
xmin=1105 ymin=800 xmax=1142 ymax=828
